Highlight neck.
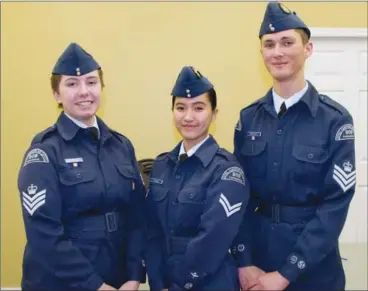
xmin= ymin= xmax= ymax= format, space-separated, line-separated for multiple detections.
xmin=183 ymin=134 xmax=208 ymax=152
xmin=65 ymin=112 xmax=96 ymax=127
xmin=273 ymin=75 xmax=306 ymax=99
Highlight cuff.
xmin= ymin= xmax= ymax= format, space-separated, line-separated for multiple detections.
xmin=278 ymin=253 xmax=307 ymax=283
xmin=231 ymin=243 xmax=252 ymax=267
xmin=80 ymin=273 xmax=104 ymax=291
xmin=127 ymin=261 xmax=145 ymax=282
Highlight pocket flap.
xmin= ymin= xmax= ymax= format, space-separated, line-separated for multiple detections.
xmin=115 ymin=164 xmax=137 ymax=179
xmin=178 ymin=188 xmax=204 ymax=204
xmin=292 ymin=144 xmax=328 ymax=164
xmin=59 ymin=169 xmax=96 ymax=186
xmin=241 ymin=141 xmax=267 ymax=156
xmin=148 ymin=187 xmax=169 ymax=202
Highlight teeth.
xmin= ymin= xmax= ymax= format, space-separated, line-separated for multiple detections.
xmin=78 ymin=101 xmax=92 ymax=105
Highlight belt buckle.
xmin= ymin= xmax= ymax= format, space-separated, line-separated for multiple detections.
xmin=105 ymin=212 xmax=117 ymax=232
xmin=272 ymin=204 xmax=281 ymax=223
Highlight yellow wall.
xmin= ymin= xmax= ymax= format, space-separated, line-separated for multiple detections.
xmin=1 ymin=1 xmax=367 ymax=287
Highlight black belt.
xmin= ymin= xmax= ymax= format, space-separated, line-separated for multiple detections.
xmin=69 ymin=210 xmax=121 ymax=232
xmin=255 ymin=203 xmax=316 ymax=224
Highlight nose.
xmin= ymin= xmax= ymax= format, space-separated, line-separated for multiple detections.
xmin=183 ymin=109 xmax=194 ymax=122
xmin=273 ymin=43 xmax=284 ymax=57
xmin=79 ymin=82 xmax=89 ymax=96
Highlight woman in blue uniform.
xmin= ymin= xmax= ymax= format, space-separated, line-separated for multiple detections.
xmin=145 ymin=66 xmax=250 ymax=291
xmin=17 ymin=43 xmax=145 ymax=291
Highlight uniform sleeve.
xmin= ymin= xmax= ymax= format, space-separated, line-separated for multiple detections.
xmin=18 ymin=144 xmax=104 ymax=290
xmin=231 ymin=116 xmax=258 ymax=267
xmin=170 ymin=162 xmax=250 ymax=291
xmin=145 ymin=173 xmax=167 ymax=291
xmin=125 ymin=141 xmax=146 ymax=282
xmin=279 ymin=114 xmax=356 ymax=282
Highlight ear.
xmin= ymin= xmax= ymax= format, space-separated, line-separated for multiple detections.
xmin=305 ymin=41 xmax=313 ymax=59
xmin=212 ymin=108 xmax=218 ymax=122
xmin=53 ymin=91 xmax=62 ymax=106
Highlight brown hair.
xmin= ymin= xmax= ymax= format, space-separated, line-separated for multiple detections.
xmin=51 ymin=69 xmax=105 ymax=108
xmin=295 ymin=29 xmax=309 ymax=45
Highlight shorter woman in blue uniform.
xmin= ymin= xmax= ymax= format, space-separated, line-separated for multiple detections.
xmin=145 ymin=66 xmax=250 ymax=291
xmin=17 ymin=43 xmax=145 ymax=291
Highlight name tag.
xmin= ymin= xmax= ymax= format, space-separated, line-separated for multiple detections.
xmin=65 ymin=157 xmax=84 ymax=163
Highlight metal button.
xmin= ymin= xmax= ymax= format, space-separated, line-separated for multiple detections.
xmin=76 ymin=173 xmax=82 ymax=179
xmin=175 ymin=175 xmax=181 ymax=179
xmin=277 ymin=129 xmax=283 ymax=135
xmin=308 ymin=153 xmax=314 ymax=159
xmin=273 ymin=162 xmax=278 ymax=167
xmin=188 ymin=193 xmax=194 ymax=199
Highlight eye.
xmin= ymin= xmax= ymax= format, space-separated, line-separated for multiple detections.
xmin=88 ymin=80 xmax=98 ymax=85
xmin=195 ymin=107 xmax=204 ymax=112
xmin=175 ymin=106 xmax=185 ymax=111
xmin=283 ymin=41 xmax=294 ymax=47
xmin=263 ymin=42 xmax=274 ymax=49
xmin=66 ymin=82 xmax=77 ymax=87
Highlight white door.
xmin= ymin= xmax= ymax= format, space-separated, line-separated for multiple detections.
xmin=305 ymin=28 xmax=368 ymax=244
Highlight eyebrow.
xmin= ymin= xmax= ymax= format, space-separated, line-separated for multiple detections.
xmin=263 ymin=36 xmax=295 ymax=43
xmin=175 ymin=101 xmax=207 ymax=106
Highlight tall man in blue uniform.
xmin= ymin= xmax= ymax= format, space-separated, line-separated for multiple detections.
xmin=232 ymin=2 xmax=356 ymax=290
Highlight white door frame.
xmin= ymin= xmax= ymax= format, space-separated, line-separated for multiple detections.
xmin=310 ymin=27 xmax=367 ymax=39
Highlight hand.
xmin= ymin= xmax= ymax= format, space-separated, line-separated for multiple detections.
xmin=119 ymin=280 xmax=140 ymax=291
xmin=251 ymin=271 xmax=289 ymax=291
xmin=238 ymin=266 xmax=266 ymax=290
xmin=98 ymin=283 xmax=117 ymax=290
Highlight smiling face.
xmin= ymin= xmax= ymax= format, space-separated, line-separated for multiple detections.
xmin=260 ymin=29 xmax=313 ymax=82
xmin=53 ymin=70 xmax=102 ymax=125
xmin=173 ymin=92 xmax=217 ymax=147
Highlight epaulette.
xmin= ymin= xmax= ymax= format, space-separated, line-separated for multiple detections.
xmin=110 ymin=129 xmax=129 ymax=144
xmin=319 ymin=94 xmax=348 ymax=115
xmin=240 ymin=96 xmax=263 ymax=113
xmin=31 ymin=125 xmax=57 ymax=145
xmin=216 ymin=148 xmax=237 ymax=162
xmin=156 ymin=152 xmax=169 ymax=160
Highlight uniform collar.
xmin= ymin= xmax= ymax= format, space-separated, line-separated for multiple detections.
xmin=64 ymin=112 xmax=100 ymax=138
xmin=167 ymin=135 xmax=219 ymax=168
xmin=56 ymin=111 xmax=112 ymax=141
xmin=259 ymin=80 xmax=319 ymax=118
xmin=178 ymin=135 xmax=210 ymax=158
xmin=272 ymin=81 xmax=308 ymax=113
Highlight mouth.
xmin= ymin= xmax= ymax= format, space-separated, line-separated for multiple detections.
xmin=76 ymin=101 xmax=93 ymax=107
xmin=182 ymin=125 xmax=197 ymax=129
xmin=272 ymin=62 xmax=288 ymax=67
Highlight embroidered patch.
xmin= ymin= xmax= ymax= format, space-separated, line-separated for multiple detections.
xmin=219 ymin=193 xmax=242 ymax=217
xmin=23 ymin=148 xmax=49 ymax=166
xmin=150 ymin=178 xmax=163 ymax=184
xmin=235 ymin=119 xmax=242 ymax=131
xmin=221 ymin=166 xmax=245 ymax=185
xmin=190 ymin=272 xmax=199 ymax=279
xmin=332 ymin=161 xmax=356 ymax=192
xmin=335 ymin=124 xmax=354 ymax=141
xmin=22 ymin=184 xmax=46 ymax=216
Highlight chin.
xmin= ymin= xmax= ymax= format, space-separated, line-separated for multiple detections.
xmin=180 ymin=131 xmax=200 ymax=141
xmin=272 ymin=72 xmax=293 ymax=82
